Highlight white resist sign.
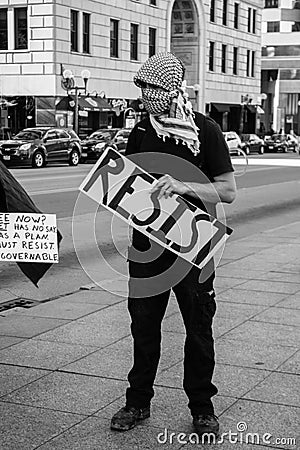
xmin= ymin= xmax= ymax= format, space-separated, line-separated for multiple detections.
xmin=79 ymin=148 xmax=233 ymax=269
xmin=0 ymin=213 xmax=59 ymax=263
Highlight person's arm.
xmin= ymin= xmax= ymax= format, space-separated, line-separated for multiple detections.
xmin=150 ymin=171 xmax=236 ymax=204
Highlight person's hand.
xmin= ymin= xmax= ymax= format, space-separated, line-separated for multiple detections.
xmin=150 ymin=174 xmax=188 ymax=199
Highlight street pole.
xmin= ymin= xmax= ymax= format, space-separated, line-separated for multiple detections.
xmin=74 ymin=87 xmax=79 ymax=135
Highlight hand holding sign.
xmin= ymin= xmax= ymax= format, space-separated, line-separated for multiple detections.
xmin=79 ymin=147 xmax=232 ymax=270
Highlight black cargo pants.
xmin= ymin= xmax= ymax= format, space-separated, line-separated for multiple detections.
xmin=125 ymin=238 xmax=218 ymax=416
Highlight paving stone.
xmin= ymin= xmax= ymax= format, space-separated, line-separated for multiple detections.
xmin=95 ymin=387 xmax=236 ymax=432
xmin=156 ymin=362 xmax=270 ymax=399
xmin=62 ymin=289 xmax=124 ymax=305
xmin=244 ymin=372 xmax=299 ymax=407
xmin=235 ymin=280 xmax=300 ymax=295
xmin=221 ymin=321 xmax=300 ymax=347
xmin=0 ymin=289 xmax=19 ymax=303
xmin=252 ymin=307 xmax=300 ymax=327
xmin=0 ymin=401 xmax=85 ymax=450
xmin=214 ymin=277 xmax=248 ymax=293
xmin=16 ymin=299 xmax=107 ymax=320
xmin=215 ymin=339 xmax=297 ymax=371
xmin=221 ymin=399 xmax=299 ymax=449
xmin=2 ymin=372 xmax=127 ymax=415
xmin=262 ymin=271 xmax=300 ymax=284
xmin=0 ymin=339 xmax=98 ymax=370
xmin=0 ymin=315 xmax=69 ymax=338
xmin=275 ymin=351 xmax=299 ymax=375
xmin=63 ymin=332 xmax=184 ymax=381
xmin=275 ymin=294 xmax=300 ymax=310
xmin=35 ymin=302 xmax=131 ymax=347
xmin=217 ymin=288 xmax=287 ymax=306
xmin=0 ymin=364 xmax=49 ymax=397
xmin=0 ymin=335 xmax=24 ymax=350
xmin=38 ymin=416 xmax=183 ymax=450
xmin=216 ymin=267 xmax=269 ymax=281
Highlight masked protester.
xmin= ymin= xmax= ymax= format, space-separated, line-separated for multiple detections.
xmin=110 ymin=53 xmax=236 ymax=437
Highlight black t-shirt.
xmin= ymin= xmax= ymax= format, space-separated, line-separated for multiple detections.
xmin=125 ymin=112 xmax=233 ymax=209
xmin=124 ymin=112 xmax=233 ymax=253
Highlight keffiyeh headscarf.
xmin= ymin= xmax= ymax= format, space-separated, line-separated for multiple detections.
xmin=134 ymin=52 xmax=200 ymax=155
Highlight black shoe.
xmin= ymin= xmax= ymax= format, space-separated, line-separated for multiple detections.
xmin=192 ymin=414 xmax=219 ymax=437
xmin=110 ymin=405 xmax=150 ymax=431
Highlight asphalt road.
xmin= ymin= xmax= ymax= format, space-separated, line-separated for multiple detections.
xmin=1 ymin=153 xmax=299 ymax=290
xmin=9 ymin=153 xmax=300 ymax=236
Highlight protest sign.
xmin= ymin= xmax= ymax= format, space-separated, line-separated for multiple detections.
xmin=0 ymin=213 xmax=59 ymax=263
xmin=79 ymin=148 xmax=232 ymax=269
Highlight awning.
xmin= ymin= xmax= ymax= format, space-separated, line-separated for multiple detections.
xmin=56 ymin=95 xmax=112 ymax=112
xmin=246 ymin=104 xmax=265 ymax=114
xmin=212 ymin=103 xmax=238 ymax=113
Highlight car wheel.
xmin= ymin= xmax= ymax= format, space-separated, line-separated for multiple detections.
xmin=259 ymin=145 xmax=264 ymax=155
xmin=69 ymin=148 xmax=80 ymax=166
xmin=32 ymin=151 xmax=45 ymax=168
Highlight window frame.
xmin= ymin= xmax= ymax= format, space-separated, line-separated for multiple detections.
xmin=82 ymin=12 xmax=90 ymax=54
xmin=267 ymin=21 xmax=280 ymax=32
xmin=251 ymin=50 xmax=255 ymax=77
xmin=209 ymin=41 xmax=215 ymax=71
xmin=210 ymin=0 xmax=215 ymax=23
xmin=222 ymin=0 xmax=228 ymax=26
xmin=110 ymin=18 xmax=119 ymax=58
xmin=234 ymin=3 xmax=239 ymax=30
xmin=14 ymin=7 xmax=28 ymax=50
xmin=246 ymin=49 xmax=250 ymax=77
xmin=233 ymin=46 xmax=238 ymax=75
xmin=130 ymin=23 xmax=138 ymax=61
xmin=71 ymin=9 xmax=79 ymax=52
xmin=252 ymin=9 xmax=256 ymax=34
xmin=221 ymin=44 xmax=227 ymax=73
xmin=149 ymin=27 xmax=156 ymax=57
xmin=0 ymin=8 xmax=8 ymax=51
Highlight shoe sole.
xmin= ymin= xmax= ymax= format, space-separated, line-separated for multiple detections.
xmin=110 ymin=412 xmax=150 ymax=432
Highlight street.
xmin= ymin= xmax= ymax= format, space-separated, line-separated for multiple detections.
xmin=0 ymin=152 xmax=299 ymax=295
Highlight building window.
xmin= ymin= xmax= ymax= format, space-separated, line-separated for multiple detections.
xmin=130 ymin=23 xmax=138 ymax=60
xmin=267 ymin=21 xmax=280 ymax=32
xmin=0 ymin=9 xmax=8 ymax=50
xmin=14 ymin=7 xmax=27 ymax=50
xmin=247 ymin=8 xmax=251 ymax=32
xmin=251 ymin=51 xmax=255 ymax=77
xmin=83 ymin=13 xmax=90 ymax=54
xmin=209 ymin=41 xmax=215 ymax=71
xmin=150 ymin=0 xmax=157 ymax=5
xmin=210 ymin=0 xmax=215 ymax=23
xmin=110 ymin=19 xmax=119 ymax=58
xmin=172 ymin=0 xmax=196 ymax=36
xmin=246 ymin=49 xmax=250 ymax=76
xmin=221 ymin=44 xmax=227 ymax=73
xmin=222 ymin=0 xmax=228 ymax=26
xmin=292 ymin=21 xmax=300 ymax=31
xmin=233 ymin=47 xmax=238 ymax=75
xmin=234 ymin=3 xmax=239 ymax=29
xmin=149 ymin=27 xmax=156 ymax=57
xmin=252 ymin=9 xmax=256 ymax=33
xmin=71 ymin=10 xmax=78 ymax=52
xmin=265 ymin=0 xmax=278 ymax=7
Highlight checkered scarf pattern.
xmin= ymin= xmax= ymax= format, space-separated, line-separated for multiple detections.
xmin=134 ymin=53 xmax=200 ymax=155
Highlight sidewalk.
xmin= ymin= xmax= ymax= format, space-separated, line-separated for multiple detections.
xmin=0 ymin=221 xmax=299 ymax=449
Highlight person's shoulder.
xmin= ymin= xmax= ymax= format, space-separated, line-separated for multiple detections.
xmin=131 ymin=117 xmax=150 ymax=134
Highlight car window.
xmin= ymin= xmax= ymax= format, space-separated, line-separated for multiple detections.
xmin=45 ymin=130 xmax=58 ymax=140
xmin=14 ymin=130 xmax=43 ymax=140
xmin=57 ymin=130 xmax=69 ymax=139
xmin=89 ymin=131 xmax=115 ymax=140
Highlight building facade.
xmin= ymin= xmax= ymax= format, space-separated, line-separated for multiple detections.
xmin=0 ymin=0 xmax=262 ymax=137
xmin=261 ymin=0 xmax=300 ymax=134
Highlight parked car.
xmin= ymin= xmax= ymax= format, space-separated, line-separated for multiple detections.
xmin=264 ymin=134 xmax=298 ymax=153
xmin=240 ymin=133 xmax=265 ymax=155
xmin=287 ymin=134 xmax=299 ymax=152
xmin=223 ymin=131 xmax=242 ymax=155
xmin=81 ymin=128 xmax=132 ymax=161
xmin=0 ymin=127 xmax=82 ymax=168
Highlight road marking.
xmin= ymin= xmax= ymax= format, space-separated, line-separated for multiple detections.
xmin=31 ymin=188 xmax=78 ymax=195
xmin=232 ymin=158 xmax=300 ymax=167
